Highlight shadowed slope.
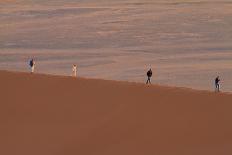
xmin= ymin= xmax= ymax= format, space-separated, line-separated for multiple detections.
xmin=0 ymin=71 xmax=232 ymax=155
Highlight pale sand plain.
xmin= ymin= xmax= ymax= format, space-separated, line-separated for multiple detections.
xmin=1 ymin=0 xmax=232 ymax=91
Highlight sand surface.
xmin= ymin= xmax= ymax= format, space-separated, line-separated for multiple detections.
xmin=1 ymin=70 xmax=232 ymax=155
xmin=1 ymin=0 xmax=232 ymax=91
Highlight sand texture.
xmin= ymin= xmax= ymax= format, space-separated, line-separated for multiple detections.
xmin=0 ymin=70 xmax=232 ymax=155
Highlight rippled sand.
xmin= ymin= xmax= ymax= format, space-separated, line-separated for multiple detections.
xmin=1 ymin=0 xmax=232 ymax=91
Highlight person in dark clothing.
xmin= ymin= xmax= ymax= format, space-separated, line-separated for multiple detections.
xmin=215 ymin=76 xmax=220 ymax=92
xmin=29 ymin=59 xmax=35 ymax=73
xmin=146 ymin=68 xmax=152 ymax=84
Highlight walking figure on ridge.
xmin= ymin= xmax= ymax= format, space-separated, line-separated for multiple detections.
xmin=146 ymin=68 xmax=152 ymax=84
xmin=215 ymin=76 xmax=220 ymax=92
xmin=29 ymin=59 xmax=35 ymax=73
xmin=72 ymin=64 xmax=77 ymax=77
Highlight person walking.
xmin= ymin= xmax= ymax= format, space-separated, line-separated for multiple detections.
xmin=29 ymin=59 xmax=35 ymax=73
xmin=146 ymin=68 xmax=152 ymax=84
xmin=72 ymin=64 xmax=77 ymax=77
xmin=215 ymin=76 xmax=220 ymax=92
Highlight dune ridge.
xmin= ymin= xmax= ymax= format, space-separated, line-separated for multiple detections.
xmin=1 ymin=70 xmax=232 ymax=155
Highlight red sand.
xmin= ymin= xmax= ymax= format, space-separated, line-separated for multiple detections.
xmin=0 ymin=70 xmax=232 ymax=155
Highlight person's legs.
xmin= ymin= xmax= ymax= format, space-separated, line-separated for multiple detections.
xmin=31 ymin=66 xmax=34 ymax=73
xmin=215 ymin=83 xmax=219 ymax=92
xmin=146 ymin=77 xmax=151 ymax=84
xmin=146 ymin=77 xmax=150 ymax=84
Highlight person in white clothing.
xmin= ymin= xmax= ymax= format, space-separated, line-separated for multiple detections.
xmin=72 ymin=64 xmax=77 ymax=77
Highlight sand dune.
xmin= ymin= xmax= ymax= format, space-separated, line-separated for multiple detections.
xmin=0 ymin=70 xmax=232 ymax=155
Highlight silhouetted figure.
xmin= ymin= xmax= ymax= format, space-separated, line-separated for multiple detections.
xmin=215 ymin=76 xmax=220 ymax=92
xmin=29 ymin=59 xmax=35 ymax=73
xmin=146 ymin=68 xmax=152 ymax=84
